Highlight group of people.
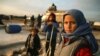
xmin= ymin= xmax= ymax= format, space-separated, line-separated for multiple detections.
xmin=25 ymin=9 xmax=98 ymax=56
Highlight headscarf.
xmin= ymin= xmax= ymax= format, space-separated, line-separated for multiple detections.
xmin=62 ymin=9 xmax=98 ymax=53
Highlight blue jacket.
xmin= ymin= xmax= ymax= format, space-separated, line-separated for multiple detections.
xmin=43 ymin=22 xmax=59 ymax=41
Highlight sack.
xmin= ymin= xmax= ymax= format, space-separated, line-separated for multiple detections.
xmin=5 ymin=25 xmax=21 ymax=33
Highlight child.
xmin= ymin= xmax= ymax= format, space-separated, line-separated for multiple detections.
xmin=25 ymin=28 xmax=41 ymax=56
xmin=42 ymin=13 xmax=59 ymax=56
xmin=55 ymin=9 xmax=98 ymax=56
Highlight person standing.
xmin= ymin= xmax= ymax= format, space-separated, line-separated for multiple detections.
xmin=42 ymin=13 xmax=59 ymax=56
xmin=25 ymin=28 xmax=41 ymax=56
xmin=30 ymin=15 xmax=35 ymax=27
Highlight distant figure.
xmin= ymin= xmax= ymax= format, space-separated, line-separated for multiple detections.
xmin=42 ymin=13 xmax=59 ymax=56
xmin=30 ymin=15 xmax=35 ymax=27
xmin=24 ymin=15 xmax=27 ymax=25
xmin=0 ymin=15 xmax=4 ymax=25
xmin=0 ymin=19 xmax=4 ymax=25
xmin=25 ymin=28 xmax=41 ymax=56
xmin=37 ymin=14 xmax=42 ymax=28
xmin=55 ymin=9 xmax=98 ymax=56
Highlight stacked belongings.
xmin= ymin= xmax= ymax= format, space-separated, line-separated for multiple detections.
xmin=5 ymin=25 xmax=22 ymax=33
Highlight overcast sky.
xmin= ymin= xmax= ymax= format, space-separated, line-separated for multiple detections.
xmin=0 ymin=0 xmax=100 ymax=21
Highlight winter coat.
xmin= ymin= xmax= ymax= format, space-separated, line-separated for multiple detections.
xmin=25 ymin=34 xmax=41 ymax=50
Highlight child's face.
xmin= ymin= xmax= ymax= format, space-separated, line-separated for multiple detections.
xmin=31 ymin=31 xmax=36 ymax=36
xmin=49 ymin=16 xmax=53 ymax=20
xmin=48 ymin=15 xmax=53 ymax=22
xmin=64 ymin=15 xmax=77 ymax=34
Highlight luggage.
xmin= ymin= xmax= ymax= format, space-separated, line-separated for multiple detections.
xmin=5 ymin=25 xmax=22 ymax=33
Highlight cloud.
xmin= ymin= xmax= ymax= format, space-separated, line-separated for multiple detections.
xmin=75 ymin=0 xmax=100 ymax=11
xmin=74 ymin=0 xmax=100 ymax=21
xmin=0 ymin=4 xmax=37 ymax=16
xmin=0 ymin=0 xmax=100 ymax=21
xmin=0 ymin=0 xmax=52 ymax=16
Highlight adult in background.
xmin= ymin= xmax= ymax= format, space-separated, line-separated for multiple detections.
xmin=42 ymin=13 xmax=59 ymax=56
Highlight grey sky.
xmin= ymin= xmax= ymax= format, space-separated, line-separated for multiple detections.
xmin=0 ymin=0 xmax=100 ymax=21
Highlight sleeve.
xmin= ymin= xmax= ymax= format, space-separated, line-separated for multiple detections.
xmin=75 ymin=47 xmax=92 ymax=56
xmin=42 ymin=23 xmax=48 ymax=32
xmin=34 ymin=35 xmax=41 ymax=50
xmin=37 ymin=35 xmax=41 ymax=49
xmin=53 ymin=22 xmax=59 ymax=28
xmin=53 ymin=22 xmax=59 ymax=32
xmin=25 ymin=34 xmax=31 ymax=48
